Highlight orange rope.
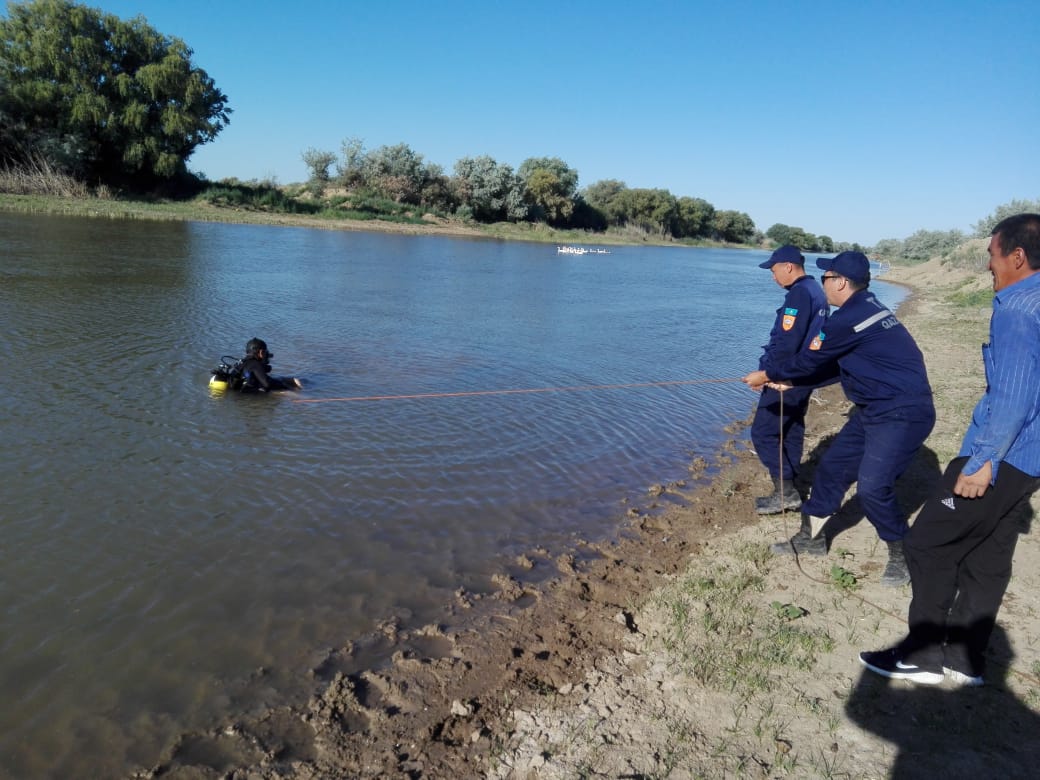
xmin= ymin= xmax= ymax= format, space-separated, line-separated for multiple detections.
xmin=292 ymin=377 xmax=745 ymax=404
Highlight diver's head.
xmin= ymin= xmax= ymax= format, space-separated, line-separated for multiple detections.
xmin=245 ymin=337 xmax=270 ymax=358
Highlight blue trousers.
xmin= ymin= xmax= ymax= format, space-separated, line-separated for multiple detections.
xmin=802 ymin=404 xmax=935 ymax=540
xmin=751 ymin=386 xmax=814 ymax=481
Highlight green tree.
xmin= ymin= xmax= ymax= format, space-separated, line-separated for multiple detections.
xmin=0 ymin=0 xmax=230 ymax=188
xmin=769 ymin=222 xmax=823 ymax=250
xmin=901 ymin=228 xmax=966 ymax=261
xmin=615 ymin=187 xmax=678 ymax=236
xmin=362 ymin=142 xmax=429 ymax=204
xmin=452 ymin=155 xmax=527 ymax=222
xmin=766 ymin=223 xmax=821 ymax=251
xmin=713 ymin=210 xmax=756 ymax=243
xmin=766 ymin=223 xmax=797 ymax=245
xmin=517 ymin=156 xmax=578 ymax=225
xmin=675 ymin=196 xmax=715 ymax=238
xmin=582 ymin=179 xmax=628 ymax=226
xmin=872 ymin=238 xmax=903 ymax=258
xmin=973 ymin=199 xmax=1040 ymax=237
xmin=418 ymin=162 xmax=456 ymax=213
xmin=336 ymin=136 xmax=367 ymax=188
xmin=301 ymin=148 xmax=337 ymax=183
xmin=569 ymin=194 xmax=608 ymax=231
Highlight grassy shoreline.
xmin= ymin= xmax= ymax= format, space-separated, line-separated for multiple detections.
xmin=0 ymin=191 xmax=749 ymax=250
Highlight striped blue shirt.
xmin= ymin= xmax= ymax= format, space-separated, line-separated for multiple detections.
xmin=961 ymin=271 xmax=1040 ymax=479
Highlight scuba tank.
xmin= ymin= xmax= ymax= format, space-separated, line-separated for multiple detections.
xmin=209 ymin=355 xmax=244 ymax=394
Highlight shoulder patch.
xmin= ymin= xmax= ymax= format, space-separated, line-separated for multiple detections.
xmin=782 ymin=307 xmax=798 ymax=331
xmin=809 ymin=331 xmax=825 ymax=350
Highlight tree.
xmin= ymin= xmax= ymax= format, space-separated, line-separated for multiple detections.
xmin=900 ymin=228 xmax=966 ymax=261
xmin=569 ymin=195 xmax=608 ymax=231
xmin=452 ymin=155 xmax=527 ymax=222
xmin=973 ymin=199 xmax=1040 ymax=237
xmin=517 ymin=156 xmax=578 ymax=225
xmin=361 ymin=142 xmax=430 ymax=204
xmin=675 ymin=197 xmax=715 ymax=239
xmin=582 ymin=179 xmax=628 ymax=226
xmin=713 ymin=210 xmax=756 ymax=243
xmin=418 ymin=162 xmax=456 ymax=213
xmin=0 ymin=0 xmax=230 ymax=188
xmin=766 ymin=223 xmax=821 ymax=251
xmin=615 ymin=187 xmax=678 ymax=236
xmin=872 ymin=238 xmax=903 ymax=259
xmin=301 ymin=148 xmax=337 ymax=183
xmin=336 ymin=136 xmax=367 ymax=188
xmin=766 ymin=223 xmax=796 ymax=245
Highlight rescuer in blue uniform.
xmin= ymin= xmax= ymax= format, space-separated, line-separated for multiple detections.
xmin=751 ymin=245 xmax=830 ymax=514
xmin=743 ymin=251 xmax=935 ymax=586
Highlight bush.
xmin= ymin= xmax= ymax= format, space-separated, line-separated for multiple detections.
xmin=197 ymin=181 xmax=319 ymax=214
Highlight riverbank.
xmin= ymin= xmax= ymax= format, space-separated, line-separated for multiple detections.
xmin=138 ymin=253 xmax=1040 ymax=778
xmin=0 ymin=191 xmax=737 ymax=250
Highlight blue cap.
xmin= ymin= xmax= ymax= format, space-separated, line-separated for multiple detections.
xmin=759 ymin=244 xmax=804 ymax=269
xmin=816 ymin=251 xmax=871 ymax=284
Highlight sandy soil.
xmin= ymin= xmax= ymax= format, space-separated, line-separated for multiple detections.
xmin=141 ymin=254 xmax=1040 ymax=779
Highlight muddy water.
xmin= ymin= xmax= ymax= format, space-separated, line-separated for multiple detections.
xmin=0 ymin=212 xmax=903 ymax=776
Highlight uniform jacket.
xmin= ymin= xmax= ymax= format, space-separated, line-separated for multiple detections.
xmin=758 ymin=274 xmax=829 ymax=376
xmin=773 ymin=288 xmax=933 ymax=415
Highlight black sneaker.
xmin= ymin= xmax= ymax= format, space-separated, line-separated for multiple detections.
xmin=859 ymin=649 xmax=943 ymax=684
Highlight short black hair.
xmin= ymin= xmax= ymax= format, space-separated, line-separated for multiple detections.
xmin=245 ymin=337 xmax=268 ymax=356
xmin=992 ymin=213 xmax=1040 ymax=270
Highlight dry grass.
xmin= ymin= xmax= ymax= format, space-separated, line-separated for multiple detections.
xmin=0 ymin=155 xmax=91 ymax=198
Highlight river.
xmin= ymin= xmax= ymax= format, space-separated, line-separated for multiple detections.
xmin=0 ymin=212 xmax=904 ymax=777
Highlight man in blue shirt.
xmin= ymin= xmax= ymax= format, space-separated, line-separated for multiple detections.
xmin=743 ymin=251 xmax=935 ymax=586
xmin=860 ymin=213 xmax=1040 ymax=686
xmin=751 ymin=245 xmax=829 ymax=514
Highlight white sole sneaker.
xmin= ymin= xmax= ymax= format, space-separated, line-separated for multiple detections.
xmin=859 ymin=651 xmax=944 ymax=684
xmin=943 ymin=667 xmax=984 ymax=687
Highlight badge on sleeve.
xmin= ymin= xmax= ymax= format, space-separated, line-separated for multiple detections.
xmin=809 ymin=331 xmax=825 ymax=350
xmin=782 ymin=307 xmax=798 ymax=331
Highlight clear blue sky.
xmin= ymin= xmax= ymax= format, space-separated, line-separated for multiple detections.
xmin=94 ymin=0 xmax=1039 ymax=246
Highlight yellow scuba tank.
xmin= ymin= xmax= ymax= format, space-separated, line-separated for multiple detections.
xmin=209 ymin=356 xmax=242 ymax=395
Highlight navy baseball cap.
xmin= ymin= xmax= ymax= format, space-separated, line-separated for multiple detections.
xmin=816 ymin=251 xmax=871 ymax=284
xmin=758 ymin=244 xmax=805 ymax=269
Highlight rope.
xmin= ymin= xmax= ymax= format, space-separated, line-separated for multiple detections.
xmin=291 ymin=376 xmax=744 ymax=404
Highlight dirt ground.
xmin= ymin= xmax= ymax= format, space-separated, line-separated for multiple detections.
xmin=144 ymin=255 xmax=1040 ymax=779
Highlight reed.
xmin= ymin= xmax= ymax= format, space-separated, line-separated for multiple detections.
xmin=0 ymin=155 xmax=90 ymax=198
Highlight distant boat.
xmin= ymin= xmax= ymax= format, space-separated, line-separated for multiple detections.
xmin=557 ymin=245 xmax=610 ymax=255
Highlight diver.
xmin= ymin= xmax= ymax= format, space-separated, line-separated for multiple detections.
xmin=211 ymin=338 xmax=302 ymax=393
xmin=238 ymin=338 xmax=302 ymax=392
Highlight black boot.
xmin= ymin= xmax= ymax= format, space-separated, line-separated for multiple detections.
xmin=881 ymin=540 xmax=910 ymax=587
xmin=770 ymin=513 xmax=827 ymax=556
xmin=755 ymin=479 xmax=802 ymax=515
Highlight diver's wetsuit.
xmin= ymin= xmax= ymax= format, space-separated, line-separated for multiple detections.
xmin=239 ymin=355 xmax=294 ymax=392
